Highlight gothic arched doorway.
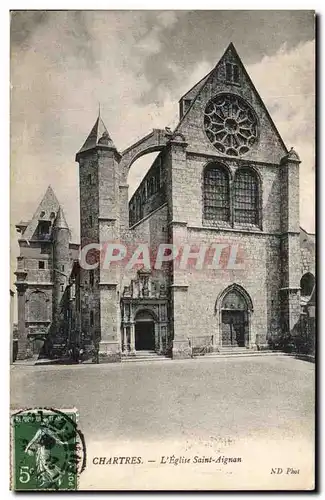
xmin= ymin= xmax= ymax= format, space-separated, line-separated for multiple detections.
xmin=134 ymin=310 xmax=156 ymax=351
xmin=218 ymin=285 xmax=253 ymax=348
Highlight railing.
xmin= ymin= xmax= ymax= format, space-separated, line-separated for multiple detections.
xmin=37 ymin=233 xmax=52 ymax=241
xmin=190 ymin=336 xmax=215 ymax=357
xmin=192 ymin=344 xmax=214 ymax=357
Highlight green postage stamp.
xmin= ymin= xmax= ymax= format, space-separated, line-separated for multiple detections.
xmin=10 ymin=408 xmax=86 ymax=491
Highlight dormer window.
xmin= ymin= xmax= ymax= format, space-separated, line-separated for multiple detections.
xmin=179 ymin=98 xmax=192 ymax=119
xmin=225 ymin=62 xmax=240 ymax=84
xmin=40 ymin=211 xmax=45 ymax=218
xmin=37 ymin=220 xmax=51 ymax=240
xmin=183 ymin=99 xmax=191 ymax=114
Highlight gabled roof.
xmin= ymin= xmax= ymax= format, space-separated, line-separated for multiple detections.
xmin=179 ymin=70 xmax=212 ymax=103
xmin=77 ymin=115 xmax=117 ymax=155
xmin=174 ymin=42 xmax=288 ymax=155
xmin=15 ymin=220 xmax=30 ymax=233
xmin=18 ymin=185 xmax=62 ymax=241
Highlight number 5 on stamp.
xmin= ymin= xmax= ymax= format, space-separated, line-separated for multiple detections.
xmin=11 ymin=408 xmax=85 ymax=491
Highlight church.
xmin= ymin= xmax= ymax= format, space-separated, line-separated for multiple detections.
xmin=14 ymin=43 xmax=315 ymax=362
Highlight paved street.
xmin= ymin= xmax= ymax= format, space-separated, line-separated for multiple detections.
xmin=11 ymin=356 xmax=314 ymax=444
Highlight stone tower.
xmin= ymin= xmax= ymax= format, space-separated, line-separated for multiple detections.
xmin=279 ymin=148 xmax=301 ymax=335
xmin=52 ymin=206 xmax=71 ymax=331
xmin=75 ymin=114 xmax=122 ymax=361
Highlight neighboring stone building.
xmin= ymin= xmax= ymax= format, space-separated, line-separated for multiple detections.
xmin=14 ymin=186 xmax=79 ymax=359
xmin=15 ymin=43 xmax=315 ymax=361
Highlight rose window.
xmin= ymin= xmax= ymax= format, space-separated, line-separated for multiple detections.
xmin=204 ymin=93 xmax=258 ymax=156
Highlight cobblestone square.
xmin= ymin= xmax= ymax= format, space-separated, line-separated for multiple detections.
xmin=11 ymin=356 xmax=314 ymax=443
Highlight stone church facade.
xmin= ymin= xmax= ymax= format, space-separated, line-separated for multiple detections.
xmin=14 ymin=43 xmax=315 ymax=361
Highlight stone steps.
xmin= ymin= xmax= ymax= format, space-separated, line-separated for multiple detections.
xmin=29 ymin=350 xmax=291 ymax=365
xmin=122 ymin=350 xmax=170 ymax=363
xmin=218 ymin=348 xmax=249 ymax=354
xmin=35 ymin=357 xmax=76 ymax=365
xmin=200 ymin=350 xmax=288 ymax=359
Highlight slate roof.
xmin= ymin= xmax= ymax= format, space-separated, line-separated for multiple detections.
xmin=53 ymin=206 xmax=69 ymax=230
xmin=77 ymin=115 xmax=117 ymax=154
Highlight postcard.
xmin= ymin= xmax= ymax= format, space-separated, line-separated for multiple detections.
xmin=10 ymin=10 xmax=315 ymax=491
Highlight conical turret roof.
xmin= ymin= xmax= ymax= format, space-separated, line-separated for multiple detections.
xmin=77 ymin=115 xmax=117 ymax=154
xmin=53 ymin=206 xmax=69 ymax=230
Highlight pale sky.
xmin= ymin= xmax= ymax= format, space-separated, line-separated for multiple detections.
xmin=10 ymin=10 xmax=315 ymax=291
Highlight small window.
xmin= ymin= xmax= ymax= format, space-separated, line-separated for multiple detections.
xmin=89 ymin=215 xmax=93 ymax=227
xmin=225 ymin=62 xmax=232 ymax=82
xmin=153 ymin=176 xmax=157 ymax=194
xmin=88 ymin=174 xmax=92 ymax=184
xmin=89 ymin=269 xmax=94 ymax=287
xmin=225 ymin=62 xmax=240 ymax=84
xmin=61 ymin=265 xmax=65 ymax=272
xmin=60 ymin=284 xmax=64 ymax=292
xmin=136 ymin=194 xmax=143 ymax=220
xmin=129 ymin=203 xmax=135 ymax=226
xmin=149 ymin=177 xmax=155 ymax=197
xmin=39 ymin=211 xmax=45 ymax=218
xmin=50 ymin=212 xmax=56 ymax=219
xmin=183 ymin=99 xmax=191 ymax=115
xmin=38 ymin=261 xmax=45 ymax=269
xmin=157 ymin=166 xmax=161 ymax=189
xmin=90 ymin=310 xmax=94 ymax=327
xmin=233 ymin=64 xmax=240 ymax=84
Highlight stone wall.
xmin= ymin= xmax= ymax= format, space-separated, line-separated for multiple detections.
xmin=129 ymin=152 xmax=167 ymax=227
xmin=121 ymin=204 xmax=169 ymax=291
xmin=169 ymin=225 xmax=282 ymax=347
xmin=78 ymin=151 xmax=101 ymax=343
xmin=300 ymin=229 xmax=315 ymax=276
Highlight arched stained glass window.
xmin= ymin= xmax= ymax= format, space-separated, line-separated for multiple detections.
xmin=203 ymin=164 xmax=230 ymax=223
xmin=233 ymin=169 xmax=259 ymax=224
